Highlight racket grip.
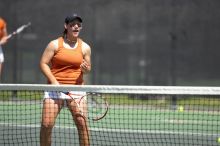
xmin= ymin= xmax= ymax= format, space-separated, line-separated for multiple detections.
xmin=6 ymin=34 xmax=12 ymax=39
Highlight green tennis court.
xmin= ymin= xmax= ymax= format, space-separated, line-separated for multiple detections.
xmin=0 ymin=97 xmax=219 ymax=146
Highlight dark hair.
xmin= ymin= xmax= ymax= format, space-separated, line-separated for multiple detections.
xmin=63 ymin=29 xmax=67 ymax=38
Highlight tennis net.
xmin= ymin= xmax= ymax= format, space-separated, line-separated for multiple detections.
xmin=0 ymin=84 xmax=220 ymax=146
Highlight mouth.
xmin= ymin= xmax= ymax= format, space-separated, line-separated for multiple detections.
xmin=73 ymin=29 xmax=79 ymax=32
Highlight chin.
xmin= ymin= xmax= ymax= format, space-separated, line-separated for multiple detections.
xmin=73 ymin=33 xmax=79 ymax=37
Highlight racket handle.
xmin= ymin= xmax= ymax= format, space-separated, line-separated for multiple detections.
xmin=6 ymin=34 xmax=12 ymax=39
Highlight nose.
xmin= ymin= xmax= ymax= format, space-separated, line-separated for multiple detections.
xmin=74 ymin=24 xmax=79 ymax=27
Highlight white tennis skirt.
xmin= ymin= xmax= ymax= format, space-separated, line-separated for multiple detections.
xmin=0 ymin=46 xmax=4 ymax=63
xmin=44 ymin=91 xmax=87 ymax=99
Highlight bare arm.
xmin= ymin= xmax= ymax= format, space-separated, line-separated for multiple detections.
xmin=81 ymin=42 xmax=91 ymax=74
xmin=40 ymin=40 xmax=59 ymax=85
xmin=0 ymin=25 xmax=8 ymax=45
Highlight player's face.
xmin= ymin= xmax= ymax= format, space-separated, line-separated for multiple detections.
xmin=66 ymin=20 xmax=82 ymax=38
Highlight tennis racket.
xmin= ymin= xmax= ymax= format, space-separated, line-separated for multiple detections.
xmin=62 ymin=92 xmax=109 ymax=121
xmin=7 ymin=22 xmax=31 ymax=39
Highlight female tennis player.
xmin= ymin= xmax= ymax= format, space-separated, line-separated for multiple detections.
xmin=0 ymin=17 xmax=8 ymax=80
xmin=40 ymin=14 xmax=91 ymax=146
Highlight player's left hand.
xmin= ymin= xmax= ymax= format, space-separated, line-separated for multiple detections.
xmin=80 ymin=59 xmax=91 ymax=73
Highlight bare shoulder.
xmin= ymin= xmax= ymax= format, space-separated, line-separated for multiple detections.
xmin=46 ymin=38 xmax=59 ymax=51
xmin=82 ymin=41 xmax=91 ymax=55
xmin=82 ymin=41 xmax=91 ymax=50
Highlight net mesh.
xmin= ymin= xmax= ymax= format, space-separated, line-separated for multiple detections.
xmin=0 ymin=84 xmax=220 ymax=146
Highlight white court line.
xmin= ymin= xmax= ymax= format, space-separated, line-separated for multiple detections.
xmin=0 ymin=122 xmax=218 ymax=137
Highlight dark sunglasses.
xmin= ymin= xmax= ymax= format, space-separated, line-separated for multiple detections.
xmin=69 ymin=22 xmax=82 ymax=28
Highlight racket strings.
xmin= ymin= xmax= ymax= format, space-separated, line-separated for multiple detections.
xmin=87 ymin=93 xmax=108 ymax=121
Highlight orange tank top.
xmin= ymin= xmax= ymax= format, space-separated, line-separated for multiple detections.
xmin=0 ymin=18 xmax=6 ymax=39
xmin=50 ymin=37 xmax=84 ymax=85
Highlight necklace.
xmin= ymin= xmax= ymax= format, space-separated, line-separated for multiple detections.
xmin=66 ymin=38 xmax=77 ymax=43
